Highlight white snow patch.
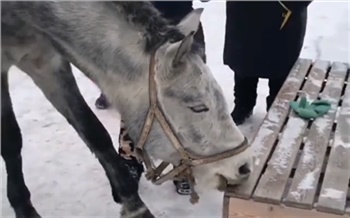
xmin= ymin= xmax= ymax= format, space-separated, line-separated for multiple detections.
xmin=266 ymin=107 xmax=282 ymax=124
xmin=289 ymin=170 xmax=319 ymax=200
xmin=252 ymin=112 xmax=282 ymax=165
xmin=320 ymin=188 xmax=344 ymax=200
xmin=298 ymin=170 xmax=318 ymax=190
xmin=315 ymin=118 xmax=331 ymax=134
xmin=308 ymin=73 xmax=323 ymax=87
xmin=334 ymin=137 xmax=350 ymax=149
xmin=290 ymin=191 xmax=301 ymax=200
xmin=254 ymin=157 xmax=260 ymax=166
xmin=335 ymin=106 xmax=341 ymax=120
xmin=341 ymin=95 xmax=350 ymax=116
xmin=272 ymin=117 xmax=305 ymax=173
xmin=286 ymin=77 xmax=301 ymax=84
xmin=252 ymin=128 xmax=274 ymax=156
xmin=343 ymin=107 xmax=350 ymax=117
xmin=251 ymin=108 xmax=283 ymax=161
xmin=302 ymin=141 xmax=315 ymax=166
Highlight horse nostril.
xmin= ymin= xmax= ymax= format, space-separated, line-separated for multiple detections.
xmin=238 ymin=163 xmax=251 ymax=176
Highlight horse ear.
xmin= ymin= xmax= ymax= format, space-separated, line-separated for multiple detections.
xmin=176 ymin=8 xmax=204 ymax=36
xmin=167 ymin=31 xmax=195 ymax=67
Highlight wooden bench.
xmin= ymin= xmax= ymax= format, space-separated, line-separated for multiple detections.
xmin=223 ymin=59 xmax=350 ymax=218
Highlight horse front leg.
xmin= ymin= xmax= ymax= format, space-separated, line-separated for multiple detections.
xmin=1 ymin=71 xmax=41 ymax=218
xmin=17 ymin=52 xmax=154 ymax=218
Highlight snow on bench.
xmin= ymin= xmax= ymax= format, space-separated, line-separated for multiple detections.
xmin=223 ymin=59 xmax=350 ymax=218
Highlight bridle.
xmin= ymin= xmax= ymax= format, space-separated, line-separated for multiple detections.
xmin=135 ymin=50 xmax=250 ymax=204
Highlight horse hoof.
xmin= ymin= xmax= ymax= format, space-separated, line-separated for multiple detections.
xmin=15 ymin=206 xmax=41 ymax=218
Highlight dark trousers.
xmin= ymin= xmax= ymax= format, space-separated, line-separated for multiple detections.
xmin=234 ymin=74 xmax=287 ymax=111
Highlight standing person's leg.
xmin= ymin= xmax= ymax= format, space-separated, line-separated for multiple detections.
xmin=223 ymin=2 xmax=263 ymax=125
xmin=231 ymin=73 xmax=259 ymax=125
xmin=267 ymin=77 xmax=286 ymax=111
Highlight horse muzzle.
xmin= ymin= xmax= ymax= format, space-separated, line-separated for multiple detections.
xmin=217 ymin=164 xmax=251 ymax=192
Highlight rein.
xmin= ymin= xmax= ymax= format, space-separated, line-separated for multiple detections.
xmin=135 ymin=50 xmax=250 ymax=204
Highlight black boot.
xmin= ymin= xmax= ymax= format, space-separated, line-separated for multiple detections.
xmin=266 ymin=77 xmax=287 ymax=111
xmin=95 ymin=93 xmax=110 ymax=110
xmin=231 ymin=106 xmax=254 ymax=125
xmin=231 ymin=75 xmax=259 ymax=125
xmin=173 ymin=179 xmax=191 ymax=195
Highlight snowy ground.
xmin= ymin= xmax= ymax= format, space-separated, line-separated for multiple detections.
xmin=1 ymin=1 xmax=349 ymax=217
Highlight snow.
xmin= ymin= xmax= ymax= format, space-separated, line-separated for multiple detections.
xmin=289 ymin=170 xmax=318 ymax=200
xmin=289 ymin=139 xmax=322 ymax=198
xmin=298 ymin=171 xmax=317 ymax=190
xmin=252 ymin=101 xmax=286 ymax=162
xmin=253 ymin=128 xmax=274 ymax=156
xmin=303 ymin=141 xmax=315 ymax=166
xmin=271 ymin=116 xmax=305 ymax=173
xmin=333 ymin=133 xmax=350 ymax=149
xmin=334 ymin=83 xmax=350 ymax=148
xmin=1 ymin=1 xmax=349 ymax=217
xmin=314 ymin=105 xmax=334 ymax=133
xmin=320 ymin=188 xmax=344 ymax=200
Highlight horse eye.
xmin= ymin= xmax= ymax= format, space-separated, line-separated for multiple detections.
xmin=188 ymin=104 xmax=209 ymax=113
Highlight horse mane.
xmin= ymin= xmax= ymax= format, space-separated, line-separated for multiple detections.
xmin=114 ymin=2 xmax=202 ymax=54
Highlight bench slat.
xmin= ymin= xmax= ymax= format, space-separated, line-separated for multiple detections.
xmin=284 ymin=62 xmax=348 ymax=209
xmin=223 ymin=196 xmax=230 ymax=218
xmin=225 ymin=59 xmax=313 ymax=199
xmin=227 ymin=198 xmax=349 ymax=218
xmin=316 ymin=64 xmax=350 ymax=215
xmin=252 ymin=60 xmax=330 ymax=204
xmin=347 ymin=187 xmax=350 ymax=215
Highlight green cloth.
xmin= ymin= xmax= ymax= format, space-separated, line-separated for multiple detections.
xmin=289 ymin=96 xmax=331 ymax=120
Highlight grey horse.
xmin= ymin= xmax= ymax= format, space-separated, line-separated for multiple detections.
xmin=1 ymin=2 xmax=253 ymax=218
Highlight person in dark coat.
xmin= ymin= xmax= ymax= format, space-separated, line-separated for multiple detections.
xmin=224 ymin=1 xmax=312 ymax=125
xmin=94 ymin=1 xmax=207 ymax=196
xmin=94 ymin=1 xmax=206 ymax=109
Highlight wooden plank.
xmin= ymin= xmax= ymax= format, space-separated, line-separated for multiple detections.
xmin=317 ymin=64 xmax=350 ymax=215
xmin=228 ymin=198 xmax=347 ymax=218
xmin=252 ymin=60 xmax=330 ymax=204
xmin=225 ymin=59 xmax=313 ymax=199
xmin=285 ymin=62 xmax=348 ymax=209
xmin=222 ymin=196 xmax=229 ymax=218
